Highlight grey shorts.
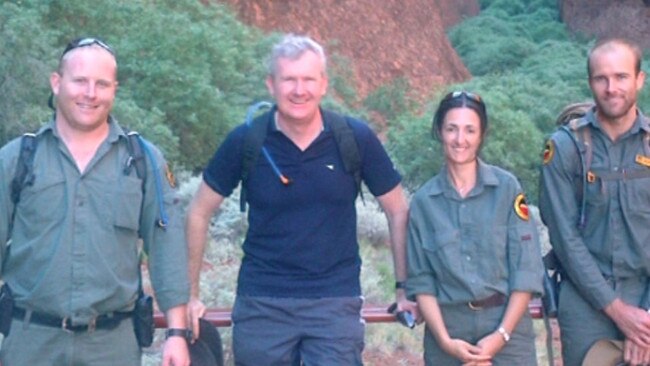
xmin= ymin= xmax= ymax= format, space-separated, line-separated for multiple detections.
xmin=232 ymin=295 xmax=365 ymax=366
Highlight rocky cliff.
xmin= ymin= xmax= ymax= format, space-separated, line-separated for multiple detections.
xmin=560 ymin=0 xmax=650 ymax=50
xmin=217 ymin=0 xmax=479 ymax=101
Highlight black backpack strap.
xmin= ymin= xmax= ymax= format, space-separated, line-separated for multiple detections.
xmin=240 ymin=101 xmax=273 ymax=212
xmin=124 ymin=131 xmax=147 ymax=181
xmin=239 ymin=103 xmax=364 ymax=212
xmin=322 ymin=109 xmax=363 ymax=202
xmin=10 ymin=133 xmax=38 ymax=234
xmin=11 ymin=133 xmax=37 ymax=206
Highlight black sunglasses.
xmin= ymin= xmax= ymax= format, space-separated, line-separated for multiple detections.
xmin=61 ymin=37 xmax=115 ymax=59
xmin=443 ymin=90 xmax=482 ymax=103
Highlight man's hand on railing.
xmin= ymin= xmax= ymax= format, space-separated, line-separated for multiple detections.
xmin=187 ymin=296 xmax=206 ymax=342
xmin=396 ymin=289 xmax=422 ymax=325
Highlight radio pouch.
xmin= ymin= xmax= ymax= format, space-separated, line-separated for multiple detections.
xmin=0 ymin=284 xmax=15 ymax=337
xmin=132 ymin=291 xmax=154 ymax=348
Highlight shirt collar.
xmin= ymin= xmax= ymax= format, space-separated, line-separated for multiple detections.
xmin=270 ymin=106 xmax=327 ymax=133
xmin=425 ymin=159 xmax=499 ymax=197
xmin=39 ymin=114 xmax=124 ymax=143
xmin=584 ymin=107 xmax=650 ymax=136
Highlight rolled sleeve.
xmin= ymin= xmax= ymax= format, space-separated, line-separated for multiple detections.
xmin=507 ymin=210 xmax=544 ymax=294
xmin=405 ymin=196 xmax=438 ymax=301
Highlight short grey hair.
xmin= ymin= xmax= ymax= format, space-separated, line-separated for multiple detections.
xmin=267 ymin=34 xmax=327 ymax=77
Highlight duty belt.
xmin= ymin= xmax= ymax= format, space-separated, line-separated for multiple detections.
xmin=467 ymin=293 xmax=507 ymax=310
xmin=12 ymin=307 xmax=132 ymax=332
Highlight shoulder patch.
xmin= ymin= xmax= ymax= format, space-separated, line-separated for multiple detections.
xmin=165 ymin=164 xmax=176 ymax=188
xmin=543 ymin=139 xmax=555 ymax=165
xmin=514 ymin=193 xmax=529 ymax=221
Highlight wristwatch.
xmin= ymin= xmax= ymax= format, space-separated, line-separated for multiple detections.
xmin=395 ymin=281 xmax=406 ymax=290
xmin=497 ymin=326 xmax=510 ymax=343
xmin=165 ymin=328 xmax=192 ymax=341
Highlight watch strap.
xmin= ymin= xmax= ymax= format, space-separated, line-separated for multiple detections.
xmin=497 ymin=326 xmax=510 ymax=343
xmin=165 ymin=328 xmax=192 ymax=341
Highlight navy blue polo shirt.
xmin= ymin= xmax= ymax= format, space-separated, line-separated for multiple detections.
xmin=203 ymin=108 xmax=401 ymax=298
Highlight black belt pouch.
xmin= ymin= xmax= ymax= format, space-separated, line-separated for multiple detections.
xmin=132 ymin=293 xmax=154 ymax=347
xmin=0 ymin=284 xmax=14 ymax=337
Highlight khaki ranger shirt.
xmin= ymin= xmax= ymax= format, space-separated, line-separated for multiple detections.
xmin=0 ymin=118 xmax=189 ymax=324
xmin=406 ymin=160 xmax=543 ymax=304
xmin=539 ymin=109 xmax=650 ymax=310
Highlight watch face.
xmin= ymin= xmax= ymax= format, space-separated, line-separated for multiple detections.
xmin=498 ymin=326 xmax=510 ymax=342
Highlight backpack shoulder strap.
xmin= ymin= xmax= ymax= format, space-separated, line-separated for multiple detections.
xmin=123 ymin=130 xmax=170 ymax=229
xmin=568 ymin=119 xmax=594 ymax=182
xmin=9 ymin=133 xmax=38 ymax=235
xmin=124 ymin=130 xmax=147 ymax=181
xmin=559 ymin=118 xmax=592 ymax=229
xmin=321 ymin=109 xmax=363 ymax=202
xmin=11 ymin=133 xmax=38 ymax=206
xmin=240 ymin=102 xmax=273 ymax=212
xmin=238 ymin=104 xmax=365 ymax=212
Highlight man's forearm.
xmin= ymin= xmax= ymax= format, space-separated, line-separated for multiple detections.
xmin=166 ymin=304 xmax=188 ymax=329
xmin=186 ymin=213 xmax=209 ymax=298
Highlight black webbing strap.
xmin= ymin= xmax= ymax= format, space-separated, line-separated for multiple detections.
xmin=9 ymin=133 xmax=37 ymax=235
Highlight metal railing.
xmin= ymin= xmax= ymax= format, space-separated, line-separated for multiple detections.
xmin=153 ymin=298 xmax=545 ymax=328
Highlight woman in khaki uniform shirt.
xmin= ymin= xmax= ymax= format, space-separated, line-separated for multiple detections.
xmin=406 ymin=91 xmax=544 ymax=366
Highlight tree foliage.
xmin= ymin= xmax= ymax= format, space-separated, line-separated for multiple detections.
xmin=0 ymin=2 xmax=56 ymax=143
xmin=3 ymin=0 xmax=650 ymax=201
xmin=0 ymin=0 xmax=275 ymax=171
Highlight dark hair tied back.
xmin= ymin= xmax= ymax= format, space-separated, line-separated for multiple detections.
xmin=432 ymin=91 xmax=488 ymax=140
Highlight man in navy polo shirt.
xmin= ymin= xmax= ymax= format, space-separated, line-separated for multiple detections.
xmin=186 ymin=33 xmax=417 ymax=365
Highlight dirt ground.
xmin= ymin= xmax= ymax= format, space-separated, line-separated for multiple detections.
xmin=364 ymin=348 xmax=423 ymax=366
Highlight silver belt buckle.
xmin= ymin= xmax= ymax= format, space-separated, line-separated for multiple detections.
xmin=61 ymin=316 xmax=73 ymax=333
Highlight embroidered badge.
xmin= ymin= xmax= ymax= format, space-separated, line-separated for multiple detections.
xmin=514 ymin=193 xmax=529 ymax=221
xmin=165 ymin=164 xmax=176 ymax=188
xmin=543 ymin=139 xmax=555 ymax=165
xmin=635 ymin=154 xmax=650 ymax=168
xmin=587 ymin=171 xmax=596 ymax=183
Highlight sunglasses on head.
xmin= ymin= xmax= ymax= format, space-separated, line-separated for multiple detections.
xmin=61 ymin=37 xmax=114 ymax=59
xmin=444 ymin=90 xmax=482 ymax=103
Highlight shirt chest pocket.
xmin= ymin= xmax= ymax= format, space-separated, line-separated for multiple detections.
xmin=422 ymin=230 xmax=461 ymax=281
xmin=623 ymin=170 xmax=650 ymax=214
xmin=17 ymin=173 xmax=66 ymax=224
xmin=111 ymin=176 xmax=143 ymax=232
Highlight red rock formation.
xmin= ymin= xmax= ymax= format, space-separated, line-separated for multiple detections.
xmin=216 ymin=0 xmax=477 ymax=101
xmin=560 ymin=0 xmax=650 ymax=50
